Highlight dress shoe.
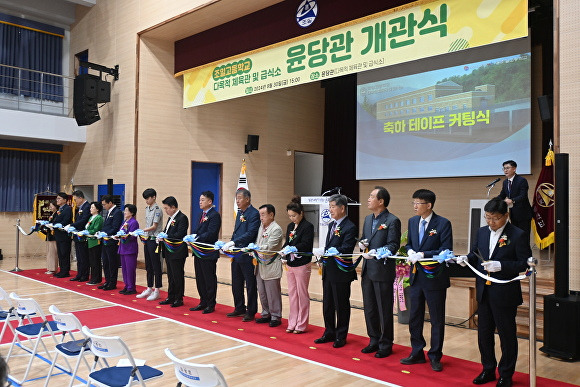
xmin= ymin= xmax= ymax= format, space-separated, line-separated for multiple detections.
xmin=430 ymin=359 xmax=443 ymax=372
xmin=123 ymin=290 xmax=137 ymax=295
xmin=255 ymin=317 xmax=271 ymax=324
xmin=202 ymin=306 xmax=215 ymax=314
xmin=473 ymin=370 xmax=496 ymax=385
xmin=86 ymin=281 xmax=100 ymax=285
xmin=119 ymin=288 xmax=128 ymax=294
xmin=269 ymin=319 xmax=281 ymax=327
xmin=293 ymin=330 xmax=305 ymax=334
xmin=375 ymin=349 xmax=392 ymax=358
xmin=98 ymin=283 xmax=109 ymax=289
xmin=103 ymin=285 xmax=117 ymax=291
xmin=159 ymin=298 xmax=173 ymax=305
xmin=361 ymin=344 xmax=379 ymax=354
xmin=242 ymin=314 xmax=254 ymax=322
xmin=333 ymin=339 xmax=346 ymax=348
xmin=69 ymin=277 xmax=80 ymax=281
xmin=171 ymin=300 xmax=184 ymax=307
xmin=286 ymin=329 xmax=294 ymax=333
xmin=400 ymin=354 xmax=427 ymax=365
xmin=55 ymin=272 xmax=70 ymax=278
xmin=189 ymin=305 xmax=205 ymax=311
xmin=314 ymin=336 xmax=335 ymax=344
xmin=227 ymin=310 xmax=246 ymax=317
xmin=79 ymin=278 xmax=89 ymax=282
xmin=496 ymin=377 xmax=512 ymax=387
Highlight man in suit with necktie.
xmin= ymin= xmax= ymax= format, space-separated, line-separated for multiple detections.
xmin=400 ymin=189 xmax=453 ymax=372
xmin=53 ymin=192 xmax=73 ymax=278
xmin=66 ymin=190 xmax=91 ymax=282
xmin=313 ymin=194 xmax=358 ymax=348
xmin=159 ymin=196 xmax=189 ymax=307
xmin=359 ymin=186 xmax=401 ymax=358
xmin=457 ymin=198 xmax=531 ymax=387
xmin=222 ymin=188 xmax=260 ymax=322
xmin=99 ymin=195 xmax=123 ymax=290
xmin=190 ymin=191 xmax=221 ymax=314
xmin=496 ymin=160 xmax=533 ymax=245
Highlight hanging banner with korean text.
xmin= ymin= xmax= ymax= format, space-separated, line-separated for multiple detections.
xmin=180 ymin=0 xmax=528 ymax=108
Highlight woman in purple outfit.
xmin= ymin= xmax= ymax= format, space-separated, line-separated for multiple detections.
xmin=117 ymin=204 xmax=139 ymax=295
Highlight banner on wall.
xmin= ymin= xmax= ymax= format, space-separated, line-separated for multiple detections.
xmin=180 ymin=0 xmax=528 ymax=108
xmin=532 ymin=146 xmax=555 ymax=249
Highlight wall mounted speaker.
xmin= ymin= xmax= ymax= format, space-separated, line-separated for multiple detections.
xmin=245 ymin=134 xmax=259 ymax=153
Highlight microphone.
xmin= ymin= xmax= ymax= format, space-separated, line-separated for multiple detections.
xmin=485 ymin=178 xmax=501 ymax=188
xmin=321 ymin=187 xmax=342 ymax=196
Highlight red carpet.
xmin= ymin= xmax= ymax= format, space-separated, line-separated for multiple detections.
xmin=13 ymin=269 xmax=576 ymax=387
xmin=1 ymin=305 xmax=153 ymax=344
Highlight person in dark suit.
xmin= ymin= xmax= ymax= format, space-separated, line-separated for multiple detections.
xmin=189 ymin=191 xmax=221 ymax=314
xmin=52 ymin=192 xmax=72 ymax=278
xmin=496 ymin=160 xmax=533 ymax=245
xmin=222 ymin=188 xmax=260 ymax=321
xmin=359 ymin=186 xmax=401 ymax=358
xmin=400 ymin=189 xmax=453 ymax=372
xmin=99 ymin=195 xmax=123 ymax=290
xmin=67 ymin=190 xmax=91 ymax=282
xmin=313 ymin=194 xmax=358 ymax=348
xmin=159 ymin=196 xmax=189 ymax=307
xmin=457 ymin=198 xmax=531 ymax=387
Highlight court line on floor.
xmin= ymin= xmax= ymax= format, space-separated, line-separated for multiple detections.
xmin=2 ymin=270 xmax=400 ymax=386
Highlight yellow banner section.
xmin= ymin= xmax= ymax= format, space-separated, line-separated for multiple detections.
xmin=182 ymin=0 xmax=528 ymax=108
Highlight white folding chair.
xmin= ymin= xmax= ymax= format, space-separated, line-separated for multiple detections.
xmin=82 ymin=326 xmax=163 ymax=387
xmin=5 ymin=293 xmax=64 ymax=385
xmin=165 ymin=348 xmax=227 ymax=387
xmin=44 ymin=305 xmax=102 ymax=387
xmin=0 ymin=286 xmax=33 ymax=346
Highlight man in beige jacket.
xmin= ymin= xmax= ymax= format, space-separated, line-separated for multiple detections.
xmin=254 ymin=204 xmax=284 ymax=327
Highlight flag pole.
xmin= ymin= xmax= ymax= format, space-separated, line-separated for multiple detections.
xmin=527 ymin=257 xmax=537 ymax=387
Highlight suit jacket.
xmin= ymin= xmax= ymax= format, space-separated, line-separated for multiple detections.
xmin=497 ymin=174 xmax=533 ymax=222
xmin=361 ymin=210 xmax=401 ymax=282
xmin=52 ymin=204 xmax=72 ymax=242
xmin=118 ymin=217 xmax=139 ymax=255
xmin=406 ymin=212 xmax=453 ymax=289
xmin=101 ymin=206 xmax=123 ymax=246
xmin=467 ymin=222 xmax=531 ymax=307
xmin=40 ymin=211 xmax=57 ymax=241
xmin=255 ymin=221 xmax=284 ymax=280
xmin=282 ymin=219 xmax=314 ymax=267
xmin=191 ymin=207 xmax=221 ymax=259
xmin=71 ymin=201 xmax=91 ymax=231
xmin=323 ymin=217 xmax=358 ymax=283
xmin=231 ymin=205 xmax=260 ymax=264
xmin=163 ymin=211 xmax=189 ymax=260
xmin=86 ymin=215 xmax=103 ymax=249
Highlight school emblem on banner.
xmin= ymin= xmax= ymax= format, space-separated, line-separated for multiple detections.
xmin=532 ymin=145 xmax=555 ymax=249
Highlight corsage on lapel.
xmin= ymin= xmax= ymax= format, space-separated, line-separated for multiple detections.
xmin=377 ymin=224 xmax=387 ymax=230
xmin=498 ymin=234 xmax=509 ymax=247
xmin=288 ymin=229 xmax=296 ymax=241
xmin=239 ymin=214 xmax=246 ymax=222
xmin=334 ymin=226 xmax=341 ymax=237
xmin=170 ymin=219 xmax=176 ymax=227
xmin=201 ymin=214 xmax=209 ymax=222
xmin=428 ymin=229 xmax=437 ymax=237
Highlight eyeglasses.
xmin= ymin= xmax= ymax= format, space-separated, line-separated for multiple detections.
xmin=484 ymin=215 xmax=506 ymax=222
xmin=412 ymin=202 xmax=428 ymax=206
xmin=502 ymin=166 xmax=514 ymax=171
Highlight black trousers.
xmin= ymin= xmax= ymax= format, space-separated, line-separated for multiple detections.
xmin=56 ymin=239 xmax=72 ymax=275
xmin=408 ymin=284 xmax=447 ymax=361
xmin=74 ymin=240 xmax=89 ymax=280
xmin=361 ymin=275 xmax=394 ymax=351
xmin=88 ymin=245 xmax=102 ymax=283
xmin=194 ymin=257 xmax=218 ymax=308
xmin=478 ymin=291 xmax=519 ymax=378
xmin=144 ymin=240 xmax=163 ymax=288
xmin=101 ymin=242 xmax=119 ymax=286
xmin=166 ymin=256 xmax=186 ymax=302
xmin=231 ymin=259 xmax=257 ymax=316
xmin=322 ymin=279 xmax=352 ymax=341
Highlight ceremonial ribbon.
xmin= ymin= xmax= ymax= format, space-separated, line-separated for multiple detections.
xmin=464 ymin=260 xmax=532 ymax=284
xmin=393 ymin=264 xmax=410 ymax=312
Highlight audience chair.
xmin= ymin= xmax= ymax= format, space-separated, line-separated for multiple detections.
xmin=44 ymin=305 xmax=102 ymax=387
xmin=5 ymin=292 xmax=63 ymax=385
xmin=165 ymin=348 xmax=227 ymax=387
xmin=0 ymin=286 xmax=34 ymax=346
xmin=82 ymin=326 xmax=163 ymax=386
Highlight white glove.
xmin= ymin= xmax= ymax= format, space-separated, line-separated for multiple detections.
xmin=280 ymin=258 xmax=287 ymax=264
xmin=362 ymin=249 xmax=375 ymax=260
xmin=407 ymin=249 xmax=416 ymax=256
xmin=358 ymin=239 xmax=369 ymax=252
xmin=456 ymin=255 xmax=468 ymax=267
xmin=407 ymin=252 xmax=422 ymax=264
xmin=63 ymin=224 xmax=71 ymax=232
xmin=278 ymin=250 xmax=287 ymax=257
xmin=312 ymin=247 xmax=325 ymax=257
xmin=222 ymin=241 xmax=235 ymax=251
xmin=481 ymin=260 xmax=501 ymax=272
xmin=260 ymin=244 xmax=268 ymax=251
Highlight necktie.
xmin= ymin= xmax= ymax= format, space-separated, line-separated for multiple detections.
xmin=200 ymin=212 xmax=206 ymax=224
xmin=419 ymin=219 xmax=427 ymax=243
xmin=507 ymin=180 xmax=512 ymax=197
